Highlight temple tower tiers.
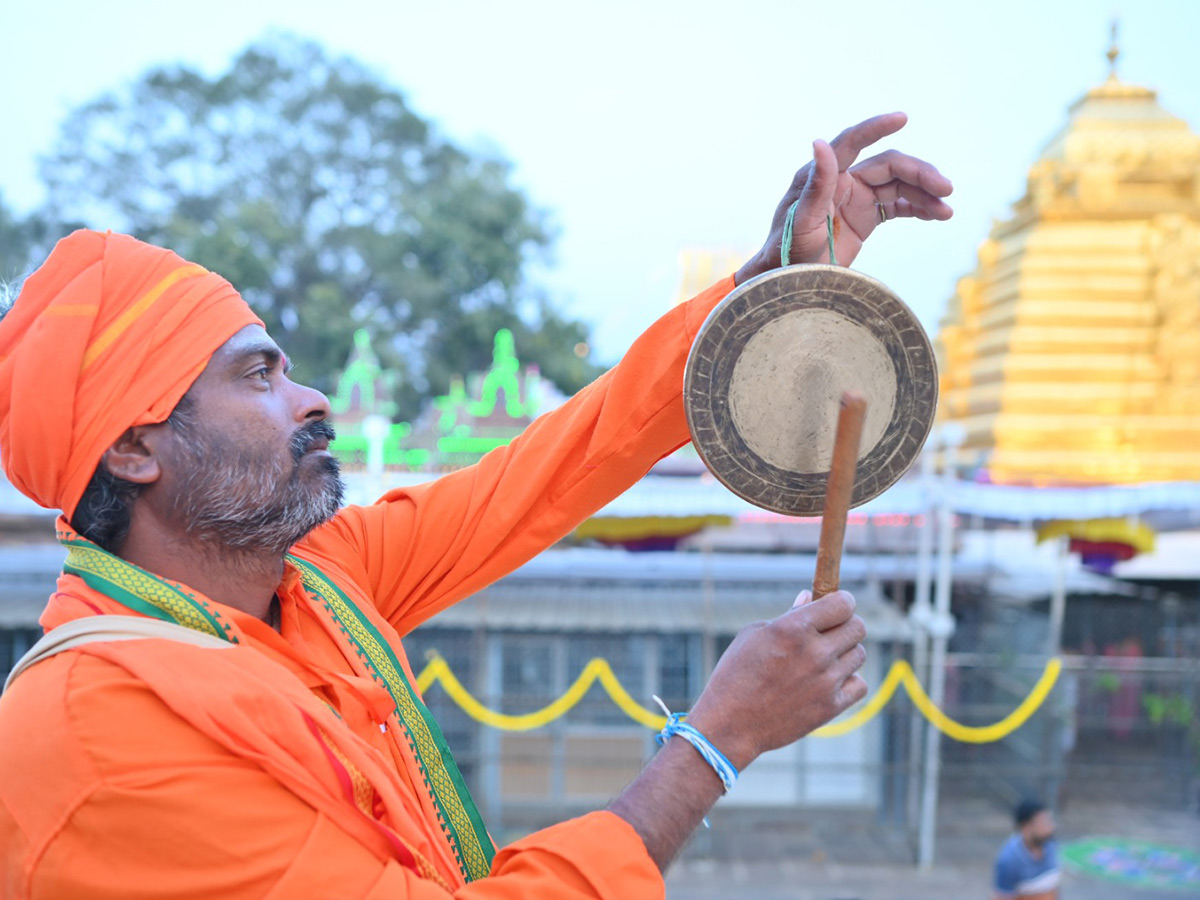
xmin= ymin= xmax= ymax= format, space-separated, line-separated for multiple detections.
xmin=936 ymin=46 xmax=1200 ymax=485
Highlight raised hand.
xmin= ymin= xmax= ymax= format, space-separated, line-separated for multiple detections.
xmin=736 ymin=112 xmax=953 ymax=284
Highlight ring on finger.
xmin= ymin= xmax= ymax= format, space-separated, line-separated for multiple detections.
xmin=876 ymin=201 xmax=888 ymax=224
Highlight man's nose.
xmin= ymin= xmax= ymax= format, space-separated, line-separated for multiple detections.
xmin=294 ymin=382 xmax=332 ymax=422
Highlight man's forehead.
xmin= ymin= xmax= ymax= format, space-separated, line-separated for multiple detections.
xmin=212 ymin=325 xmax=284 ymax=364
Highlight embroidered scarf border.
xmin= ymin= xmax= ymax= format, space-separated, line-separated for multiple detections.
xmin=62 ymin=540 xmax=235 ymax=642
xmin=288 ymin=554 xmax=495 ymax=881
xmin=56 ymin=533 xmax=494 ymax=882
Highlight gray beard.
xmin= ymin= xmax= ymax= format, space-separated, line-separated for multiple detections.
xmin=169 ymin=428 xmax=345 ymax=556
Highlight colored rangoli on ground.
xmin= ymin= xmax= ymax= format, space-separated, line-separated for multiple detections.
xmin=1063 ymin=837 xmax=1200 ymax=892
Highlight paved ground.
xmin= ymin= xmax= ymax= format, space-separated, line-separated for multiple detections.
xmin=664 ymin=798 xmax=1200 ymax=899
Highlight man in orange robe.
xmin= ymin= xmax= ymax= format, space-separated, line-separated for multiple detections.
xmin=0 ymin=114 xmax=951 ymax=898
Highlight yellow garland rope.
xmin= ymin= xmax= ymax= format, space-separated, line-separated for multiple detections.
xmin=415 ymin=653 xmax=1062 ymax=744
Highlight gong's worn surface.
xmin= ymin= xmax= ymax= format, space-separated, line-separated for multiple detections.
xmin=683 ymin=265 xmax=937 ymax=516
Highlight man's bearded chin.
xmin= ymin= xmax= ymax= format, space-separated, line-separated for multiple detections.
xmin=170 ymin=420 xmax=345 ymax=556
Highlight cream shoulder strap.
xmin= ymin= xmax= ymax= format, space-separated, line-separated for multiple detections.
xmin=3 ymin=615 xmax=233 ymax=693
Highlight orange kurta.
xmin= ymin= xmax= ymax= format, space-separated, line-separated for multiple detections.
xmin=0 ymin=276 xmax=735 ymax=899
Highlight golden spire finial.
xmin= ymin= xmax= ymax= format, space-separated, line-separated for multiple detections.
xmin=1106 ymin=19 xmax=1120 ymax=79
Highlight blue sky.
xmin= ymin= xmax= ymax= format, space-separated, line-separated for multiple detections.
xmin=4 ymin=0 xmax=1198 ymax=364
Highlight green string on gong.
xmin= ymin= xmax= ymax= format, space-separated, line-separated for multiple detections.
xmin=780 ymin=199 xmax=837 ymax=268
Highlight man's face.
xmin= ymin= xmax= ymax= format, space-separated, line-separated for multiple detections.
xmin=157 ymin=325 xmax=344 ymax=554
xmin=1023 ymin=810 xmax=1056 ymax=847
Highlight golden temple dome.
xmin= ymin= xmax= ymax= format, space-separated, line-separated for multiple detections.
xmin=936 ymin=35 xmax=1200 ymax=486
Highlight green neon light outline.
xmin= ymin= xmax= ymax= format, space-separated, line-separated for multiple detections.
xmin=330 ymin=329 xmax=396 ymax=418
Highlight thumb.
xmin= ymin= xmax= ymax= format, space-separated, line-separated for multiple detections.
xmin=795 ymin=139 xmax=839 ymax=221
xmin=792 ymin=590 xmax=813 ymax=609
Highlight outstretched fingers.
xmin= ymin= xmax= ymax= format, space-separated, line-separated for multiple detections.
xmin=828 ymin=112 xmax=909 ymax=171
xmin=876 ymin=198 xmax=941 ymax=222
xmin=871 ymin=182 xmax=955 ymax=220
xmin=851 ymin=149 xmax=952 ymax=195
xmin=851 ymin=149 xmax=954 ymax=221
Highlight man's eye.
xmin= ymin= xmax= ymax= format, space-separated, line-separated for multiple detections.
xmin=252 ymin=367 xmax=271 ymax=381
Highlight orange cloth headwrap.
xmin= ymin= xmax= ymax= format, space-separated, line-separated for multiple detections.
xmin=0 ymin=229 xmax=264 ymax=518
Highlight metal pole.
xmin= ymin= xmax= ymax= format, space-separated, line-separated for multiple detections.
xmin=700 ymin=529 xmax=716 ymax=677
xmin=1042 ymin=534 xmax=1070 ymax=804
xmin=907 ymin=447 xmax=936 ymax=830
xmin=481 ymin=635 xmax=502 ymax=826
xmin=1047 ymin=535 xmax=1068 ymax=657
xmin=918 ymin=429 xmax=961 ymax=870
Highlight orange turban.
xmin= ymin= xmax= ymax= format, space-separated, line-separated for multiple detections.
xmin=0 ymin=230 xmax=264 ymax=518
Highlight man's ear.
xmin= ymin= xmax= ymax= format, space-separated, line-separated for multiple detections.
xmin=100 ymin=424 xmax=168 ymax=485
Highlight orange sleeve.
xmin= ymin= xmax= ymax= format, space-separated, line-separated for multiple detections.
xmin=365 ymin=814 xmax=663 ymax=900
xmin=306 ymin=276 xmax=735 ymax=633
xmin=7 ymin=657 xmax=659 ymax=900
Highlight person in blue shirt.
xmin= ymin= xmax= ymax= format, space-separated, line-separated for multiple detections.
xmin=993 ymin=799 xmax=1061 ymax=899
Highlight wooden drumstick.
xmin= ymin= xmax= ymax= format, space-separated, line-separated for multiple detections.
xmin=812 ymin=391 xmax=868 ymax=600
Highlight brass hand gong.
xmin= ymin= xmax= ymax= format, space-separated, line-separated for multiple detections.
xmin=683 ymin=265 xmax=938 ymax=516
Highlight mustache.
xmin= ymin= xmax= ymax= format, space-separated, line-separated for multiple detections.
xmin=289 ymin=420 xmax=338 ymax=461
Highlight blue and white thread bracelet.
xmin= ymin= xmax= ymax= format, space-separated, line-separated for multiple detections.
xmin=652 ymin=696 xmax=739 ymax=794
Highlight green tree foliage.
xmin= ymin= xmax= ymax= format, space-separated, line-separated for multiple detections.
xmin=39 ymin=34 xmax=602 ymax=417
